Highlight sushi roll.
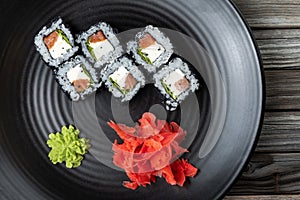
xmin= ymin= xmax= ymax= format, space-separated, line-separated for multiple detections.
xmin=127 ymin=25 xmax=173 ymax=72
xmin=56 ymin=55 xmax=101 ymax=101
xmin=101 ymin=57 xmax=145 ymax=102
xmin=153 ymin=57 xmax=199 ymax=111
xmin=162 ymin=69 xmax=190 ymax=100
xmin=76 ymin=22 xmax=123 ymax=68
xmin=34 ymin=18 xmax=79 ymax=67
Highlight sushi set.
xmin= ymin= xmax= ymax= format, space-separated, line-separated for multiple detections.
xmin=34 ymin=18 xmax=199 ymax=111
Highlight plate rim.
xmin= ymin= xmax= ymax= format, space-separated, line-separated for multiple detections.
xmin=217 ymin=0 xmax=266 ymax=198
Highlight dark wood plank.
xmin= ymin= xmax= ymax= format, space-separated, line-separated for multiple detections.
xmin=257 ymin=112 xmax=300 ymax=152
xmin=229 ymin=153 xmax=300 ymax=195
xmin=254 ymin=29 xmax=300 ymax=69
xmin=265 ymin=70 xmax=300 ymax=110
xmin=225 ymin=195 xmax=300 ymax=199
xmin=232 ymin=0 xmax=300 ymax=28
xmin=228 ymin=112 xmax=300 ymax=193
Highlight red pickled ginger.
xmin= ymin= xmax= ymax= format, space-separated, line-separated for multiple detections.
xmin=108 ymin=112 xmax=198 ymax=190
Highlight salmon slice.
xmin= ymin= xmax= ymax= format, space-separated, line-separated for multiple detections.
xmin=174 ymin=78 xmax=190 ymax=92
xmin=73 ymin=79 xmax=90 ymax=93
xmin=139 ymin=33 xmax=156 ymax=49
xmin=89 ymin=30 xmax=107 ymax=43
xmin=124 ymin=73 xmax=137 ymax=90
xmin=43 ymin=31 xmax=59 ymax=50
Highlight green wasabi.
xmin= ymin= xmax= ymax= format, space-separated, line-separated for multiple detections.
xmin=46 ymin=125 xmax=90 ymax=168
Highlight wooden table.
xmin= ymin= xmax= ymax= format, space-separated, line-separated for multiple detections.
xmin=225 ymin=0 xmax=300 ymax=199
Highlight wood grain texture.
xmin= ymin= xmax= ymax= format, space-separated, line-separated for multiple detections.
xmin=225 ymin=195 xmax=300 ymax=200
xmin=254 ymin=29 xmax=300 ymax=69
xmin=265 ymin=70 xmax=300 ymax=110
xmin=229 ymin=153 xmax=300 ymax=195
xmin=257 ymin=112 xmax=300 ymax=152
xmin=232 ymin=0 xmax=300 ymax=28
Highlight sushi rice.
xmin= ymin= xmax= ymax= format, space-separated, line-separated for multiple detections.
xmin=101 ymin=56 xmax=145 ymax=102
xmin=56 ymin=55 xmax=101 ymax=101
xmin=153 ymin=57 xmax=199 ymax=111
xmin=34 ymin=18 xmax=79 ymax=67
xmin=127 ymin=25 xmax=173 ymax=73
xmin=76 ymin=22 xmax=123 ymax=69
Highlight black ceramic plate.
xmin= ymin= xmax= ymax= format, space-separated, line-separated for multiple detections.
xmin=0 ymin=0 xmax=264 ymax=200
